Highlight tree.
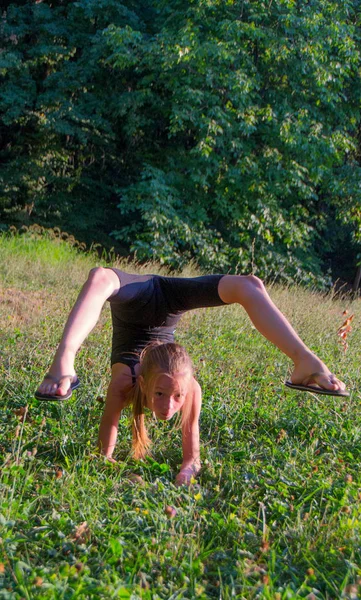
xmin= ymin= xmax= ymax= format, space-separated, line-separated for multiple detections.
xmin=107 ymin=0 xmax=361 ymax=283
xmin=1 ymin=0 xmax=360 ymax=285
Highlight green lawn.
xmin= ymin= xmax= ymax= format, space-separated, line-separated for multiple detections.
xmin=0 ymin=232 xmax=360 ymax=599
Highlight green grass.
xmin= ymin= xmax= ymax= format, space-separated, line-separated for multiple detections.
xmin=1 ymin=232 xmax=361 ymax=599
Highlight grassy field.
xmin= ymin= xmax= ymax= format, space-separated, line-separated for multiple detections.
xmin=0 ymin=232 xmax=360 ymax=600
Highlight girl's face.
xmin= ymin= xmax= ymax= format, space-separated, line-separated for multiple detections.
xmin=145 ymin=372 xmax=191 ymax=420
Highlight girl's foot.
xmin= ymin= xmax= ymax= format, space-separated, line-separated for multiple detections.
xmin=36 ymin=373 xmax=78 ymax=398
xmin=290 ymin=353 xmax=347 ymax=393
xmin=36 ymin=347 xmax=77 ymax=399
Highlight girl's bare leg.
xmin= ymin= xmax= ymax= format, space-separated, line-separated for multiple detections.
xmin=36 ymin=267 xmax=120 ymax=397
xmin=218 ymin=275 xmax=346 ymax=392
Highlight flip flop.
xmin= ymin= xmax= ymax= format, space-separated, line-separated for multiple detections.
xmin=285 ymin=372 xmax=349 ymax=397
xmin=34 ymin=374 xmax=81 ymax=401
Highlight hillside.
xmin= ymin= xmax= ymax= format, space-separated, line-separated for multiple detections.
xmin=0 ymin=233 xmax=360 ymax=599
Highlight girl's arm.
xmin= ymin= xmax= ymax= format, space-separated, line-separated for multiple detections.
xmin=98 ymin=363 xmax=134 ymax=459
xmin=176 ymin=378 xmax=202 ymax=486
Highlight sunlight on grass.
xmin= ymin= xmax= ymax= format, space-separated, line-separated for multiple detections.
xmin=0 ymin=233 xmax=360 ymax=599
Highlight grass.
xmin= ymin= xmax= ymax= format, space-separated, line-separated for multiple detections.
xmin=0 ymin=231 xmax=360 ymax=599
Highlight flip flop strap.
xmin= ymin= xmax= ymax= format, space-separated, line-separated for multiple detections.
xmin=302 ymin=372 xmax=333 ymax=386
xmin=44 ymin=373 xmax=75 ymax=383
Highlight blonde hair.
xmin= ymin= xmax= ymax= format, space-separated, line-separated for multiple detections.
xmin=128 ymin=342 xmax=194 ymax=460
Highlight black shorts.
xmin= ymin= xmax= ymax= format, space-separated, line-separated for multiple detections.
xmin=107 ymin=269 xmax=227 ymax=367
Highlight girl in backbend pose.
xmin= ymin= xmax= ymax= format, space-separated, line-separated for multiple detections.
xmin=35 ymin=268 xmax=348 ymax=485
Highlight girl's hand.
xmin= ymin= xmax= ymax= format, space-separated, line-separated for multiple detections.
xmin=175 ymin=461 xmax=201 ymax=486
xmin=105 ymin=456 xmax=117 ymax=464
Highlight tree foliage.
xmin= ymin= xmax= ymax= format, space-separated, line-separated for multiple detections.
xmin=1 ymin=0 xmax=361 ymax=284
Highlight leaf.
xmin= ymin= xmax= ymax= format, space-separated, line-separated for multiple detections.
xmin=117 ymin=589 xmax=131 ymax=599
xmin=73 ymin=522 xmax=91 ymax=544
xmin=337 ymin=314 xmax=354 ymax=352
xmin=165 ymin=505 xmax=177 ymax=518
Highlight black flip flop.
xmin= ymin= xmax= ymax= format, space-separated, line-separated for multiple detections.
xmin=285 ymin=380 xmax=349 ymax=397
xmin=34 ymin=374 xmax=81 ymax=401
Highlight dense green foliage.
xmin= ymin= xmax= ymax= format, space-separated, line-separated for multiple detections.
xmin=1 ymin=235 xmax=361 ymax=598
xmin=1 ymin=0 xmax=361 ymax=283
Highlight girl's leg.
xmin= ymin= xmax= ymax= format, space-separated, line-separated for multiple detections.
xmin=36 ymin=267 xmax=120 ymax=397
xmin=218 ymin=275 xmax=346 ymax=392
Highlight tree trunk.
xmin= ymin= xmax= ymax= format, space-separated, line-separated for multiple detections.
xmin=353 ymin=265 xmax=361 ymax=294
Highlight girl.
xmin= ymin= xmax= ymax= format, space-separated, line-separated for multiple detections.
xmin=127 ymin=341 xmax=199 ymax=486
xmin=35 ymin=268 xmax=348 ymax=485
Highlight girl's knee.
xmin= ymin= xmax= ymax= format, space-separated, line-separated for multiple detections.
xmin=245 ymin=274 xmax=265 ymax=291
xmin=238 ymin=274 xmax=266 ymax=303
xmin=86 ymin=267 xmax=119 ymax=296
xmin=88 ymin=266 xmax=110 ymax=285
xmin=219 ymin=274 xmax=265 ymax=304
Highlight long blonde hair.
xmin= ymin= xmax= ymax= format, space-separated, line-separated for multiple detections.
xmin=128 ymin=342 xmax=194 ymax=459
